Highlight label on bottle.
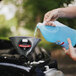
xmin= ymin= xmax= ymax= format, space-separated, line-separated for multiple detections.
xmin=55 ymin=40 xmax=69 ymax=49
xmin=55 ymin=40 xmax=64 ymax=45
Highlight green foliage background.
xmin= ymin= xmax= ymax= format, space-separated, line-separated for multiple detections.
xmin=0 ymin=0 xmax=75 ymax=50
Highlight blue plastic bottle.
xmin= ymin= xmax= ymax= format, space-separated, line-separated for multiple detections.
xmin=36 ymin=21 xmax=76 ymax=49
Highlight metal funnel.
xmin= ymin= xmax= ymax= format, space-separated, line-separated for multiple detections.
xmin=9 ymin=36 xmax=41 ymax=56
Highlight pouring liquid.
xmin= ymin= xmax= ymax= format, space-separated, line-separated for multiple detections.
xmin=34 ymin=27 xmax=38 ymax=37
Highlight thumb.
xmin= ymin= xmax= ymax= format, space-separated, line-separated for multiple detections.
xmin=67 ymin=38 xmax=72 ymax=45
xmin=67 ymin=38 xmax=73 ymax=49
xmin=67 ymin=38 xmax=75 ymax=56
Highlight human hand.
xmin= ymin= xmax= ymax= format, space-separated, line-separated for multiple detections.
xmin=63 ymin=38 xmax=76 ymax=61
xmin=44 ymin=9 xmax=60 ymax=26
xmin=44 ymin=9 xmax=59 ymax=21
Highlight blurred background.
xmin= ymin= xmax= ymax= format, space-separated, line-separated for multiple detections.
xmin=0 ymin=0 xmax=76 ymax=76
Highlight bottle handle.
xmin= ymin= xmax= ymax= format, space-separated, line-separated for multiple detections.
xmin=42 ymin=21 xmax=59 ymax=33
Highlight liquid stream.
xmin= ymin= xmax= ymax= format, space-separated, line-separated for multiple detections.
xmin=34 ymin=27 xmax=38 ymax=37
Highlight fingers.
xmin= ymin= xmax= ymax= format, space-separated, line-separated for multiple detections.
xmin=43 ymin=10 xmax=58 ymax=26
xmin=46 ymin=14 xmax=54 ymax=22
xmin=62 ymin=38 xmax=71 ymax=55
xmin=44 ymin=11 xmax=51 ymax=21
xmin=67 ymin=38 xmax=75 ymax=59
xmin=63 ymin=47 xmax=69 ymax=55
xmin=63 ymin=38 xmax=76 ymax=61
xmin=67 ymin=38 xmax=74 ymax=51
xmin=44 ymin=9 xmax=59 ymax=22
xmin=45 ymin=21 xmax=56 ymax=26
xmin=67 ymin=38 xmax=76 ymax=59
xmin=44 ymin=12 xmax=55 ymax=22
xmin=67 ymin=38 xmax=72 ymax=45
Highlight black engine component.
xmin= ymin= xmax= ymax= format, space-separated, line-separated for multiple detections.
xmin=0 ymin=36 xmax=59 ymax=76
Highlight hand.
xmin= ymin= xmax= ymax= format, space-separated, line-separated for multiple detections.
xmin=44 ymin=9 xmax=60 ymax=26
xmin=63 ymin=38 xmax=76 ymax=61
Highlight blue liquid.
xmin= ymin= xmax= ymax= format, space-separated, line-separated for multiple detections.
xmin=36 ymin=21 xmax=76 ymax=49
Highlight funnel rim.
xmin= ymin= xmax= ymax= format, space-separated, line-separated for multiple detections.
xmin=9 ymin=36 xmax=41 ymax=40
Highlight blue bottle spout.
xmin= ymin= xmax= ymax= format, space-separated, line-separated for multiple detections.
xmin=37 ymin=23 xmax=43 ymax=29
